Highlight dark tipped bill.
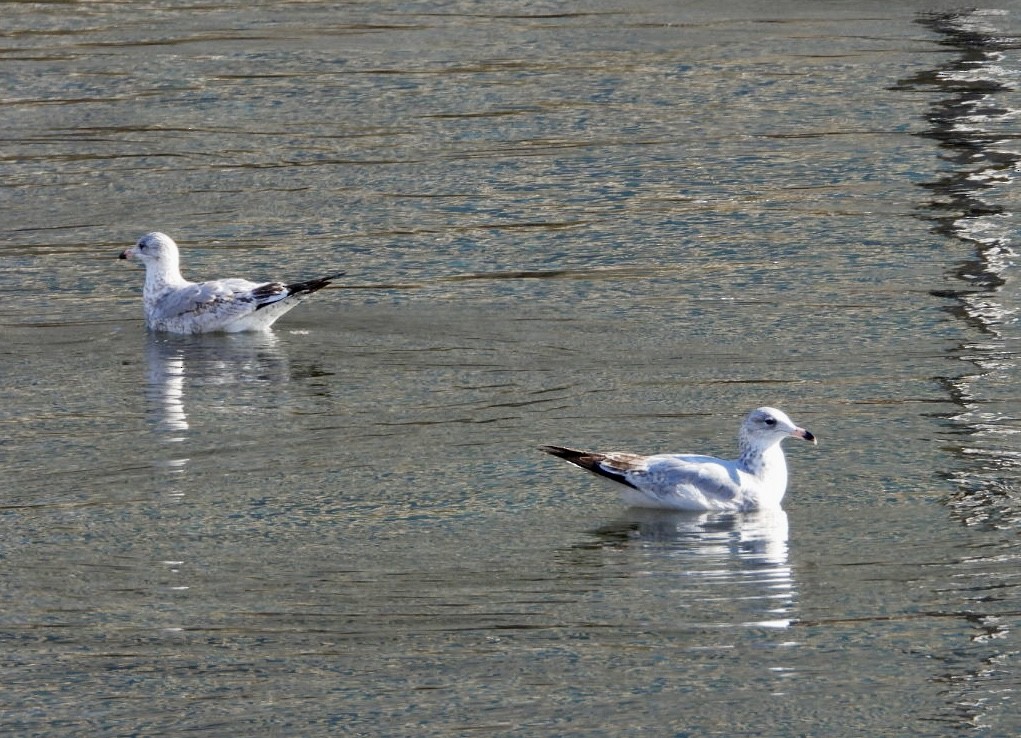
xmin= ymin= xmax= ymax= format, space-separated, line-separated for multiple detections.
xmin=792 ymin=427 xmax=816 ymax=445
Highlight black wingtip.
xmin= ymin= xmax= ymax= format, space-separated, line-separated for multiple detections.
xmin=286 ymin=271 xmax=346 ymax=296
xmin=539 ymin=445 xmax=585 ymax=461
xmin=539 ymin=445 xmax=603 ymax=471
xmin=539 ymin=445 xmax=641 ymax=490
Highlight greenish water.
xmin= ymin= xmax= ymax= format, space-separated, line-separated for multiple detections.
xmin=3 ymin=3 xmax=1021 ymax=735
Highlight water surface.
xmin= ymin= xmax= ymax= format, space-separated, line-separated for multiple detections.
xmin=3 ymin=2 xmax=1021 ymax=735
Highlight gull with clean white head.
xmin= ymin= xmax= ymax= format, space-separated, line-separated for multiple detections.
xmin=119 ymin=232 xmax=343 ymax=334
xmin=541 ymin=407 xmax=816 ymax=512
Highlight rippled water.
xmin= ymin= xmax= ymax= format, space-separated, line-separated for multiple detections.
xmin=4 ymin=2 xmax=1021 ymax=735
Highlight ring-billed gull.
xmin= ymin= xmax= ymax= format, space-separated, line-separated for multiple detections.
xmin=119 ymin=232 xmax=344 ymax=333
xmin=540 ymin=407 xmax=815 ymax=511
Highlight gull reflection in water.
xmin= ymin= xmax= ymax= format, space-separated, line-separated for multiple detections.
xmin=583 ymin=507 xmax=796 ymax=629
xmin=141 ymin=332 xmax=292 ymax=631
xmin=146 ymin=340 xmax=190 ymax=437
xmin=143 ymin=331 xmax=291 ymax=469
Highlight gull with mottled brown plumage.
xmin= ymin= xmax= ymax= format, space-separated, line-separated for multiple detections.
xmin=540 ymin=407 xmax=816 ymax=512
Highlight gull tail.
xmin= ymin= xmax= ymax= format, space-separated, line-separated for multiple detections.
xmin=253 ymin=271 xmax=345 ymax=310
xmin=284 ymin=271 xmax=346 ymax=299
xmin=540 ymin=445 xmax=598 ymax=467
xmin=539 ymin=445 xmax=640 ymax=490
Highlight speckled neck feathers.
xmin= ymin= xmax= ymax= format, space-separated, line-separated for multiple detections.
xmin=737 ymin=430 xmax=789 ymax=492
xmin=141 ymin=249 xmax=189 ymax=306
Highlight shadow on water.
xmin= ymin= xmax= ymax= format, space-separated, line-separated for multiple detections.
xmin=898 ymin=10 xmax=1021 ymax=529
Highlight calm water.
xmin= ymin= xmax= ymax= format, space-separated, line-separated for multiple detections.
xmin=3 ymin=1 xmax=1021 ymax=735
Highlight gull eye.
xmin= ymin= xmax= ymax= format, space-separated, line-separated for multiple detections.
xmin=763 ymin=417 xmax=776 ymax=426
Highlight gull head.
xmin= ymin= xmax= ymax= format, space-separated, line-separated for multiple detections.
xmin=118 ymin=232 xmax=180 ymax=271
xmin=740 ymin=407 xmax=816 ymax=452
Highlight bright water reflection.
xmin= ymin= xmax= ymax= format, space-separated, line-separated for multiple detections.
xmin=906 ymin=10 xmax=1021 ymax=534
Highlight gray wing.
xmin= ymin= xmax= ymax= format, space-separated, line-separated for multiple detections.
xmin=618 ymin=454 xmax=745 ymax=504
xmin=152 ymin=278 xmax=269 ymax=325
